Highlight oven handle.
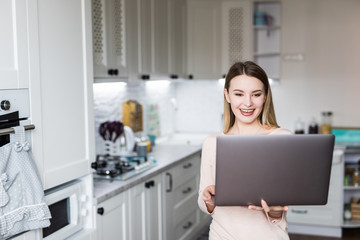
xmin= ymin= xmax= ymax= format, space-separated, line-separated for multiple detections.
xmin=166 ymin=172 xmax=173 ymax=192
xmin=0 ymin=124 xmax=35 ymax=136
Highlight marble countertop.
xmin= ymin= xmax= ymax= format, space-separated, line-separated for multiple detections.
xmin=93 ymin=140 xmax=205 ymax=204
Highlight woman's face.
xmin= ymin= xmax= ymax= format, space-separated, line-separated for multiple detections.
xmin=224 ymin=74 xmax=266 ymax=125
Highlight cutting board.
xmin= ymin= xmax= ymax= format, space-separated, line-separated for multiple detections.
xmin=122 ymin=100 xmax=143 ymax=132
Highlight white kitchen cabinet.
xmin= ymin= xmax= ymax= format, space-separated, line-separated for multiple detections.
xmin=28 ymin=0 xmax=95 ymax=189
xmin=163 ymin=152 xmax=211 ymax=240
xmin=252 ymin=1 xmax=281 ymax=81
xmin=287 ymin=149 xmax=344 ymax=237
xmin=186 ymin=0 xmax=222 ymax=80
xmin=92 ymin=0 xmax=128 ymax=81
xmin=129 ymin=174 xmax=163 ymax=240
xmin=0 ymin=0 xmax=30 ymax=89
xmin=221 ymin=0 xmax=252 ymax=75
xmin=127 ymin=0 xmax=171 ymax=80
xmin=96 ymin=190 xmax=129 ymax=240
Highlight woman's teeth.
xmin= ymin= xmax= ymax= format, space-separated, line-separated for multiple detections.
xmin=241 ymin=109 xmax=254 ymax=113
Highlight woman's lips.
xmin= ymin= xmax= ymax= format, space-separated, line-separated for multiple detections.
xmin=240 ymin=109 xmax=254 ymax=116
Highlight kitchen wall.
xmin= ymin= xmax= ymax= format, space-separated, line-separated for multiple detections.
xmin=93 ymin=81 xmax=176 ymax=153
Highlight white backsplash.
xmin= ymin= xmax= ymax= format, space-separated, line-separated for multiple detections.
xmin=93 ymin=81 xmax=176 ymax=154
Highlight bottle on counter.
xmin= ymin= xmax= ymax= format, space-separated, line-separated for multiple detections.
xmin=353 ymin=168 xmax=360 ymax=187
xmin=320 ymin=111 xmax=333 ymax=134
xmin=308 ymin=118 xmax=319 ymax=134
xmin=294 ymin=117 xmax=305 ymax=134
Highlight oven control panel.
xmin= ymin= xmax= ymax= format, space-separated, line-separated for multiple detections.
xmin=0 ymin=89 xmax=29 ymax=117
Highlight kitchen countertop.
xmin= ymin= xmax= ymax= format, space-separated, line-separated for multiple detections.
xmin=93 ymin=140 xmax=205 ymax=204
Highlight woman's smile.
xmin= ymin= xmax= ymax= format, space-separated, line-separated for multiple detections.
xmin=240 ymin=109 xmax=255 ymax=116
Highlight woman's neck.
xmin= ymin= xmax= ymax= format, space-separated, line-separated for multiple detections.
xmin=228 ymin=121 xmax=263 ymax=135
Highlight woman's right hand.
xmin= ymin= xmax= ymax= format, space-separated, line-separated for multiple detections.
xmin=203 ymin=185 xmax=215 ymax=213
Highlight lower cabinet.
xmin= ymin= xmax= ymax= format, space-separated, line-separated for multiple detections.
xmin=163 ymin=152 xmax=211 ymax=240
xmin=96 ymin=190 xmax=129 ymax=240
xmin=129 ymin=174 xmax=163 ymax=240
xmin=95 ymin=152 xmax=210 ymax=240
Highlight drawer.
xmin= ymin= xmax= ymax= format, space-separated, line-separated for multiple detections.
xmin=173 ymin=192 xmax=198 ymax=226
xmin=287 ymin=203 xmax=342 ymax=226
xmin=175 ymin=211 xmax=198 ymax=240
xmin=165 ymin=153 xmax=200 ymax=189
xmin=173 ymin=176 xmax=198 ymax=205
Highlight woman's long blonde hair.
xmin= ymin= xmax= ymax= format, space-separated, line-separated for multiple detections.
xmin=223 ymin=61 xmax=279 ymax=133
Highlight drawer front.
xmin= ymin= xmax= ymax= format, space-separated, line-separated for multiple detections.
xmin=173 ymin=193 xmax=198 ymax=225
xmin=173 ymin=177 xmax=198 ymax=205
xmin=166 ymin=153 xmax=200 ymax=189
xmin=175 ymin=211 xmax=197 ymax=240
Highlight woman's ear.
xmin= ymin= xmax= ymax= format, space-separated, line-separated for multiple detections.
xmin=224 ymin=89 xmax=231 ymax=103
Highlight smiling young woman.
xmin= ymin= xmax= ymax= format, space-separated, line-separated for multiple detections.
xmin=198 ymin=61 xmax=292 ymax=240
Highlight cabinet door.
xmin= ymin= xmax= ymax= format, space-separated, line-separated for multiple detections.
xmin=221 ymin=0 xmax=252 ymax=75
xmin=92 ymin=0 xmax=128 ymax=80
xmin=0 ymin=0 xmax=29 ymax=89
xmin=187 ymin=0 xmax=221 ymax=80
xmin=96 ymin=191 xmax=129 ymax=240
xmin=129 ymin=174 xmax=163 ymax=240
xmin=29 ymin=0 xmax=95 ymax=189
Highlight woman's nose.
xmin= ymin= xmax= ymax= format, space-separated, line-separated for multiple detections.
xmin=244 ymin=96 xmax=252 ymax=107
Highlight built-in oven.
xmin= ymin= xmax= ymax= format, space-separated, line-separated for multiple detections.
xmin=43 ymin=179 xmax=89 ymax=240
xmin=0 ymin=89 xmax=33 ymax=147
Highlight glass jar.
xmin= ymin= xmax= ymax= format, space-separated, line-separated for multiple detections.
xmin=353 ymin=168 xmax=360 ymax=187
xmin=320 ymin=111 xmax=333 ymax=134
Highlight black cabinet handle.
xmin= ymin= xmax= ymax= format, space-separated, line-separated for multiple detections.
xmin=183 ymin=221 xmax=193 ymax=229
xmin=145 ymin=180 xmax=155 ymax=188
xmin=97 ymin=207 xmax=104 ymax=215
xmin=170 ymin=74 xmax=178 ymax=79
xmin=141 ymin=74 xmax=150 ymax=80
xmin=222 ymin=74 xmax=226 ymax=78
xmin=182 ymin=187 xmax=192 ymax=194
xmin=188 ymin=74 xmax=193 ymax=79
xmin=166 ymin=172 xmax=173 ymax=192
xmin=183 ymin=162 xmax=192 ymax=169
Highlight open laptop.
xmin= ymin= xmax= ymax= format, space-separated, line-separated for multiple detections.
xmin=214 ymin=134 xmax=335 ymax=206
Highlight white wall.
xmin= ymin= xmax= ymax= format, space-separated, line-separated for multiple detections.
xmin=175 ymin=0 xmax=360 ymax=133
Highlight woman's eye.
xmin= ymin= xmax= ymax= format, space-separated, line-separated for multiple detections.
xmin=254 ymin=93 xmax=262 ymax=97
xmin=235 ymin=93 xmax=243 ymax=96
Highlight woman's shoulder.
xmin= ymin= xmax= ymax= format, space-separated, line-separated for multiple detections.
xmin=268 ymin=127 xmax=293 ymax=135
xmin=202 ymin=132 xmax=223 ymax=147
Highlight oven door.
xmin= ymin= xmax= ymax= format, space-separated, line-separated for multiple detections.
xmin=43 ymin=180 xmax=85 ymax=240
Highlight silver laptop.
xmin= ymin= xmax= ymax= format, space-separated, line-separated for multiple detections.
xmin=214 ymin=134 xmax=335 ymax=206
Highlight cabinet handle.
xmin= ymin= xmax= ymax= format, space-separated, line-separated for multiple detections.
xmin=188 ymin=74 xmax=193 ymax=79
xmin=141 ymin=74 xmax=150 ymax=80
xmin=183 ymin=162 xmax=192 ymax=169
xmin=291 ymin=209 xmax=308 ymax=214
xmin=183 ymin=221 xmax=193 ymax=229
xmin=145 ymin=180 xmax=155 ymax=188
xmin=170 ymin=74 xmax=178 ymax=79
xmin=166 ymin=172 xmax=173 ymax=192
xmin=97 ymin=207 xmax=104 ymax=215
xmin=182 ymin=187 xmax=192 ymax=194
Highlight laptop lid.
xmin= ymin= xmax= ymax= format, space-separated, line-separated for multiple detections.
xmin=214 ymin=134 xmax=335 ymax=206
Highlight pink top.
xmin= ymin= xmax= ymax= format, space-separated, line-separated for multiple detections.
xmin=198 ymin=128 xmax=292 ymax=240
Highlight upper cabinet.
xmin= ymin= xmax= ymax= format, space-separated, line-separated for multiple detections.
xmin=186 ymin=0 xmax=252 ymax=80
xmin=186 ymin=0 xmax=222 ymax=80
xmin=221 ymin=0 xmax=252 ymax=75
xmin=92 ymin=0 xmax=128 ymax=81
xmin=252 ymin=0 xmax=281 ymax=81
xmin=29 ymin=0 xmax=95 ymax=189
xmin=0 ymin=0 xmax=30 ymax=89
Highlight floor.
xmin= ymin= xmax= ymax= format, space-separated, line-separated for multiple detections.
xmin=195 ymin=227 xmax=360 ymax=240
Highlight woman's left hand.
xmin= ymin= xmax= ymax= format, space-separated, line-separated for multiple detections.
xmin=248 ymin=199 xmax=288 ymax=219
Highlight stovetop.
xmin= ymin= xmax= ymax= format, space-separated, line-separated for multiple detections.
xmin=92 ymin=155 xmax=157 ymax=181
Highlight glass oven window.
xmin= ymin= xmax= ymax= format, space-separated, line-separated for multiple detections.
xmin=0 ymin=112 xmax=20 ymax=147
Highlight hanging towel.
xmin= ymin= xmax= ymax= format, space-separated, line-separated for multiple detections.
xmin=0 ymin=126 xmax=51 ymax=239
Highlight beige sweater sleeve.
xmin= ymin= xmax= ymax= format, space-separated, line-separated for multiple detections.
xmin=197 ymin=133 xmax=218 ymax=214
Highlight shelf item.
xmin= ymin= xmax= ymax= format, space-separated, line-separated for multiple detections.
xmin=252 ymin=1 xmax=281 ymax=82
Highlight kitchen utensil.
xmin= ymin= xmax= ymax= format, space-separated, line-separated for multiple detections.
xmin=122 ymin=100 xmax=143 ymax=132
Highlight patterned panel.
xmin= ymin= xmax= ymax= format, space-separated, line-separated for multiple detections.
xmin=114 ymin=0 xmax=125 ymax=66
xmin=228 ymin=8 xmax=244 ymax=64
xmin=92 ymin=0 xmax=104 ymax=65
